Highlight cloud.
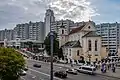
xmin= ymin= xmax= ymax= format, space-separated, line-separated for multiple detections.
xmin=0 ymin=0 xmax=99 ymax=29
xmin=48 ymin=0 xmax=99 ymax=22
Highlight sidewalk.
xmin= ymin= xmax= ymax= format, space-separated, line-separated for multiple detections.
xmin=96 ymin=68 xmax=120 ymax=79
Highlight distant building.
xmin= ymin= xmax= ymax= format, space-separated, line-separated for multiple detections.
xmin=0 ymin=29 xmax=14 ymax=41
xmin=14 ymin=21 xmax=44 ymax=42
xmin=44 ymin=9 xmax=55 ymax=38
xmin=96 ymin=22 xmax=120 ymax=55
xmin=51 ymin=19 xmax=74 ymax=42
xmin=14 ymin=23 xmax=29 ymax=40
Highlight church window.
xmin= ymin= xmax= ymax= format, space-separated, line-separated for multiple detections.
xmin=62 ymin=30 xmax=64 ymax=34
xmin=88 ymin=26 xmax=91 ymax=29
xmin=88 ymin=40 xmax=92 ymax=51
xmin=69 ymin=49 xmax=71 ymax=56
xmin=77 ymin=50 xmax=79 ymax=56
xmin=95 ymin=40 xmax=97 ymax=51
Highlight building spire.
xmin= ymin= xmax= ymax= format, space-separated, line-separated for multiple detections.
xmin=89 ymin=15 xmax=92 ymax=21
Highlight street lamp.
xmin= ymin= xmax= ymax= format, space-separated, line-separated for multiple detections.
xmin=50 ymin=31 xmax=54 ymax=80
xmin=49 ymin=10 xmax=54 ymax=80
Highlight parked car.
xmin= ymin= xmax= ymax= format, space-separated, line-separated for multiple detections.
xmin=33 ymin=64 xmax=41 ymax=68
xmin=76 ymin=65 xmax=96 ymax=75
xmin=57 ymin=60 xmax=67 ymax=64
xmin=66 ymin=68 xmax=77 ymax=75
xmin=54 ymin=70 xmax=67 ymax=78
xmin=19 ymin=70 xmax=27 ymax=76
xmin=23 ymin=66 xmax=28 ymax=71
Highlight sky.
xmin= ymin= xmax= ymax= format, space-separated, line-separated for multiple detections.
xmin=0 ymin=0 xmax=120 ymax=30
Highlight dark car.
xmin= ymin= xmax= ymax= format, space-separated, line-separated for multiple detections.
xmin=66 ymin=68 xmax=77 ymax=75
xmin=33 ymin=64 xmax=41 ymax=68
xmin=54 ymin=71 xmax=67 ymax=78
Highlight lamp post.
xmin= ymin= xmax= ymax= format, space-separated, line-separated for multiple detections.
xmin=49 ymin=11 xmax=54 ymax=80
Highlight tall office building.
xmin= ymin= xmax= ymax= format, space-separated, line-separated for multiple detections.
xmin=44 ymin=9 xmax=55 ymax=38
xmin=96 ymin=22 xmax=120 ymax=55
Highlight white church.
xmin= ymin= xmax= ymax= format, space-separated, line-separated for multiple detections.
xmin=58 ymin=21 xmax=108 ymax=63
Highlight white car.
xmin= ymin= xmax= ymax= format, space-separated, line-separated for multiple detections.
xmin=19 ymin=70 xmax=27 ymax=76
xmin=66 ymin=68 xmax=77 ymax=75
xmin=76 ymin=65 xmax=96 ymax=75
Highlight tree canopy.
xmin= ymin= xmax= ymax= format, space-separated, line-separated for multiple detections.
xmin=0 ymin=48 xmax=25 ymax=80
xmin=44 ymin=32 xmax=59 ymax=56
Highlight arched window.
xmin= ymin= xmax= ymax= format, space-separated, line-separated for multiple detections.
xmin=95 ymin=40 xmax=97 ymax=51
xmin=62 ymin=30 xmax=64 ymax=34
xmin=69 ymin=49 xmax=71 ymax=56
xmin=88 ymin=40 xmax=91 ymax=51
xmin=77 ymin=50 xmax=79 ymax=56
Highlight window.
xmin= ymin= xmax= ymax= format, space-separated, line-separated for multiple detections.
xmin=62 ymin=30 xmax=64 ymax=34
xmin=77 ymin=50 xmax=79 ymax=56
xmin=82 ymin=67 xmax=92 ymax=71
xmin=88 ymin=26 xmax=91 ymax=29
xmin=69 ymin=49 xmax=71 ymax=56
xmin=88 ymin=40 xmax=91 ymax=51
xmin=95 ymin=40 xmax=97 ymax=51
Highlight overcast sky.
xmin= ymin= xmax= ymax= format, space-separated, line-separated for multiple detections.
xmin=0 ymin=0 xmax=120 ymax=30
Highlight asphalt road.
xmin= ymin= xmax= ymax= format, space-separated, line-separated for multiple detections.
xmin=20 ymin=59 xmax=120 ymax=80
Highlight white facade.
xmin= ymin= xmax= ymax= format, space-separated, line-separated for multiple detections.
xmin=44 ymin=9 xmax=55 ymax=38
xmin=59 ymin=21 xmax=102 ymax=62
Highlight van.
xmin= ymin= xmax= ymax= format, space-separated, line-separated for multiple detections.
xmin=76 ymin=65 xmax=96 ymax=75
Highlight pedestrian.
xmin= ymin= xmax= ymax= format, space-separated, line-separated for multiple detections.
xmin=111 ymin=63 xmax=116 ymax=73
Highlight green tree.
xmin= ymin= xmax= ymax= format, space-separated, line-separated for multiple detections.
xmin=44 ymin=32 xmax=59 ymax=56
xmin=0 ymin=48 xmax=25 ymax=80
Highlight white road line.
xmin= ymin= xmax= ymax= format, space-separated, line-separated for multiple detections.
xmin=27 ymin=72 xmax=36 ymax=78
xmin=28 ymin=68 xmax=63 ymax=80
xmin=20 ymin=77 xmax=25 ymax=80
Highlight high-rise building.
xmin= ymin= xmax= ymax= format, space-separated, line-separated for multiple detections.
xmin=51 ymin=19 xmax=74 ymax=36
xmin=96 ymin=22 xmax=120 ymax=55
xmin=44 ymin=9 xmax=55 ymax=38
xmin=0 ymin=29 xmax=14 ymax=41
xmin=14 ymin=23 xmax=29 ymax=40
xmin=29 ymin=21 xmax=44 ymax=42
xmin=14 ymin=21 xmax=44 ymax=42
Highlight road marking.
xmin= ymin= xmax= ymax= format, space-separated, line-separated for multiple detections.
xmin=20 ymin=77 xmax=25 ymax=80
xmin=28 ymin=68 xmax=63 ymax=80
xmin=27 ymin=72 xmax=36 ymax=78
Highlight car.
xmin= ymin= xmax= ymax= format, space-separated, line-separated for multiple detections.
xmin=19 ymin=70 xmax=27 ymax=76
xmin=33 ymin=64 xmax=41 ymax=68
xmin=76 ymin=65 xmax=96 ymax=75
xmin=54 ymin=70 xmax=67 ymax=78
xmin=66 ymin=68 xmax=77 ymax=75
